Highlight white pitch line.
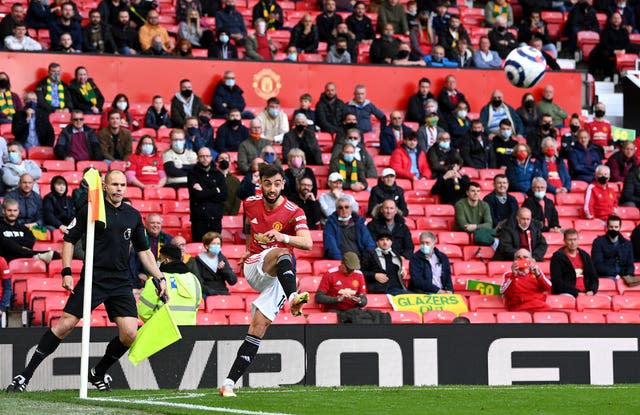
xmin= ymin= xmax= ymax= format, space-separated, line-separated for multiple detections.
xmin=86 ymin=396 xmax=294 ymax=415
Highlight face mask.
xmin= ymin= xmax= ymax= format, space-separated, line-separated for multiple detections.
xmin=618 ymin=2 xmax=626 ymax=7
xmin=336 ymin=47 xmax=346 ymax=54
xmin=420 ymin=244 xmax=432 ymax=255
xmin=534 ymin=191 xmax=545 ymax=199
xmin=544 ymin=147 xmax=556 ymax=157
xmin=344 ymin=122 xmax=358 ymax=130
xmin=380 ymin=247 xmax=392 ymax=254
xmin=346 ymin=139 xmax=359 ymax=147
xmin=8 ymin=151 xmax=20 ymax=164
xmin=450 ymin=23 xmax=460 ymax=30
xmin=180 ymin=89 xmax=193 ymax=99
xmin=457 ymin=110 xmax=467 ymax=119
xmin=187 ymin=127 xmax=199 ymax=136
xmin=524 ymin=100 xmax=534 ymax=109
xmin=291 ymin=156 xmax=303 ymax=168
xmin=250 ymin=131 xmax=261 ymax=140
xmin=497 ymin=26 xmax=506 ymax=33
xmin=570 ymin=124 xmax=580 ymax=133
xmin=439 ymin=141 xmax=450 ymax=151
xmin=257 ymin=21 xmax=266 ymax=33
xmin=295 ymin=124 xmax=306 ymax=133
xmin=152 ymin=42 xmax=164 ymax=51
xmin=343 ymin=153 xmax=355 ymax=163
xmin=218 ymin=159 xmax=230 ymax=170
xmin=208 ymin=245 xmax=221 ymax=255
xmin=597 ymin=176 xmax=608 ymax=184
xmin=116 ymin=101 xmax=127 ymax=111
xmin=492 ymin=98 xmax=503 ymax=107
xmin=225 ymin=4 xmax=235 ymax=11
xmin=172 ymin=140 xmax=185 ymax=152
xmin=337 ymin=214 xmax=351 ymax=222
xmin=516 ymin=150 xmax=528 ymax=161
xmin=426 ymin=117 xmax=438 ymax=126
xmin=397 ymin=50 xmax=410 ymax=59
xmin=501 ymin=130 xmax=512 ymax=139
xmin=288 ymin=52 xmax=298 ymax=61
xmin=541 ymin=123 xmax=552 ymax=131
xmin=219 ymin=34 xmax=230 ymax=44
xmin=228 ymin=118 xmax=241 ymax=127
xmin=383 ymin=34 xmax=393 ymax=41
xmin=190 ymin=17 xmax=197 ymax=24
xmin=141 ymin=144 xmax=154 ymax=155
xmin=50 ymin=73 xmax=60 ymax=82
xmin=595 ymin=110 xmax=605 ymax=118
xmin=472 ymin=130 xmax=483 ymax=138
xmin=224 ymin=78 xmax=235 ymax=88
xmin=26 ymin=101 xmax=36 ymax=110
xmin=263 ymin=153 xmax=276 ymax=163
xmin=268 ymin=108 xmax=279 ymax=118
xmin=0 ymin=79 xmax=9 ymax=89
xmin=607 ymin=229 xmax=620 ymax=239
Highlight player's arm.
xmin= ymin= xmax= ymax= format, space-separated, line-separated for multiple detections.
xmin=239 ymin=215 xmax=252 ymax=264
xmin=264 ymin=228 xmax=313 ymax=250
xmin=137 ymin=249 xmax=168 ymax=300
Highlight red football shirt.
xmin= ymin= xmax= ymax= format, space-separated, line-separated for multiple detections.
xmin=317 ymin=267 xmax=367 ymax=311
xmin=587 ymin=120 xmax=612 ymax=147
xmin=566 ymin=250 xmax=586 ymax=292
xmin=244 ymin=195 xmax=308 ymax=255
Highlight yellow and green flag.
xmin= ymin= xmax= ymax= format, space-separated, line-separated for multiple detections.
xmin=82 ymin=168 xmax=106 ymax=226
xmin=128 ymin=303 xmax=182 ymax=366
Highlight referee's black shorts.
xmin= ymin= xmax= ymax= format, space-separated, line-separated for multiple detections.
xmin=63 ymin=269 xmax=137 ymax=323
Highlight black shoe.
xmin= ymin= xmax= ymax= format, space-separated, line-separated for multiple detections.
xmin=6 ymin=375 xmax=28 ymax=393
xmin=88 ymin=368 xmax=112 ymax=392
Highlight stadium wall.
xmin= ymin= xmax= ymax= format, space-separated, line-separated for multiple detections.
xmin=2 ymin=325 xmax=639 ymax=390
xmin=3 ymin=52 xmax=584 ymax=113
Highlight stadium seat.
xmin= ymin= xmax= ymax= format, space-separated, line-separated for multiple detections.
xmin=43 ymin=159 xmax=75 ymax=172
xmin=437 ymin=231 xmax=470 ymax=245
xmin=605 ymin=311 xmax=640 ymax=323
xmin=125 ymin=186 xmax=143 ymax=200
xmin=573 ymin=219 xmax=604 ymax=232
xmin=407 ymin=204 xmax=425 ymax=216
xmin=546 ymin=294 xmax=576 ymax=310
xmin=615 ymin=52 xmax=638 ymax=73
xmin=144 ymin=187 xmax=177 ymax=200
xmin=228 ymin=311 xmax=252 ymax=325
xmin=306 ymin=312 xmax=338 ymax=324
xmin=197 ymin=311 xmax=229 ymax=325
xmin=132 ymin=200 xmax=163 ymax=213
xmin=298 ymin=276 xmax=322 ymax=293
xmin=487 ymin=262 xmax=511 ymax=278
xmin=576 ymin=30 xmax=600 ymax=61
xmin=469 ymin=295 xmax=505 ymax=313
xmin=12 ymin=277 xmax=67 ymax=309
xmin=62 ymin=171 xmax=83 ymax=185
xmin=294 ymin=245 xmax=324 ymax=259
xmin=9 ymin=258 xmax=47 ymax=278
xmin=541 ymin=11 xmax=564 ymax=40
xmin=110 ymin=161 xmax=128 ymax=171
xmin=453 ymin=261 xmax=487 ymax=278
xmin=27 ymin=146 xmax=55 ymax=160
xmin=48 ymin=259 xmax=83 ymax=278
xmin=389 ymin=311 xmax=421 ymax=324
xmin=532 ymin=311 xmax=569 ymax=323
xmin=576 ymin=294 xmax=611 ymax=312
xmin=312 ymin=260 xmax=341 ymax=276
xmin=221 ymin=244 xmax=245 ymax=259
xmin=296 ymin=259 xmax=313 ymax=277
xmin=228 ymin=277 xmax=258 ymax=294
xmin=555 ymin=192 xmax=584 ymax=205
xmin=416 ymin=217 xmax=449 ymax=230
xmin=460 ymin=311 xmax=496 ymax=323
xmin=437 ymin=244 xmax=463 ymax=259
xmin=577 ymin=231 xmax=600 ymax=245
xmin=597 ymin=278 xmax=618 ymax=296
xmin=205 ymin=295 xmax=245 ymax=313
xmin=221 ymin=215 xmax=245 ymax=230
xmin=617 ymin=278 xmax=640 ymax=295
xmin=164 ymin=200 xmax=191 ymax=214
xmin=462 ymin=246 xmax=495 ymax=261
xmin=541 ymin=232 xmax=564 ymax=245
xmin=31 ymin=293 xmax=69 ymax=326
xmin=422 ymin=310 xmax=456 ymax=323
xmin=273 ymin=313 xmax=305 ymax=324
xmin=617 ymin=206 xmax=640 ymax=220
xmin=365 ymin=294 xmax=391 ymax=310
xmin=76 ymin=160 xmax=108 ymax=173
xmin=569 ymin=311 xmax=606 ymax=323
xmin=496 ymin=311 xmax=532 ymax=323
xmin=428 ymin=204 xmax=455 ymax=216
xmin=612 ymin=295 xmax=640 ymax=311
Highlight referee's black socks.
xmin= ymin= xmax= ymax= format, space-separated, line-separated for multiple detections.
xmin=94 ymin=336 xmax=129 ymax=378
xmin=22 ymin=329 xmax=62 ymax=380
xmin=276 ymin=254 xmax=296 ymax=298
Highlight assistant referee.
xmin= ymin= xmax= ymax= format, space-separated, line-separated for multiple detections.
xmin=6 ymin=170 xmax=168 ymax=393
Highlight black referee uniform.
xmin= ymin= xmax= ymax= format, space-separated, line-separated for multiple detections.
xmin=63 ymin=199 xmax=149 ymax=322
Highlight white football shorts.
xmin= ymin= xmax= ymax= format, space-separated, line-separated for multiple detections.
xmin=243 ymin=247 xmax=287 ymax=321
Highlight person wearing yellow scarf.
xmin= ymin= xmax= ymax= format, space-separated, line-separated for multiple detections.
xmin=69 ymin=66 xmax=105 ymax=114
xmin=35 ymin=63 xmax=71 ymax=113
xmin=252 ymin=0 xmax=283 ymax=30
xmin=0 ymin=73 xmax=22 ymax=123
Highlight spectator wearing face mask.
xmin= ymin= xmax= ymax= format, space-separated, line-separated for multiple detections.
xmin=282 ymin=148 xmax=318 ymax=198
xmin=214 ymin=108 xmax=249 ymax=152
xmin=568 ymin=129 xmax=602 ymax=183
xmin=187 ymin=231 xmax=237 ymax=297
xmin=409 ymin=231 xmax=453 ymax=294
xmin=255 ymin=97 xmax=289 ymax=142
xmin=522 ymin=177 xmax=561 ymax=232
xmin=506 ymin=143 xmax=540 ymax=194
xmin=488 ymin=15 xmax=517 ymax=59
xmin=534 ymin=137 xmax=572 ymax=194
xmin=586 ymin=102 xmax=612 ymax=148
xmin=100 ymin=93 xmax=139 ymax=130
xmin=282 ymin=114 xmax=323 ymax=165
xmin=208 ymin=29 xmax=239 ymax=59
xmin=480 ymin=89 xmax=524 ymax=137
xmin=126 ymin=135 xmax=167 ymax=190
xmin=526 ymin=113 xmax=557 ymax=159
xmin=163 ymin=128 xmax=198 ymax=188
xmin=427 ymin=131 xmax=457 ymax=178
xmin=171 ymin=79 xmax=207 ymax=129
xmin=516 ymin=92 xmax=540 ymax=139
xmin=491 ymin=119 xmax=519 ymax=168
xmin=211 ymin=71 xmax=252 ymax=120
xmin=34 ymin=63 xmax=72 ymax=114
xmin=245 ymin=18 xmax=276 ymax=60
xmin=584 ymin=165 xmax=617 ymax=221
xmin=215 ymin=0 xmax=248 ymax=46
xmin=2 ymin=142 xmax=42 ymax=194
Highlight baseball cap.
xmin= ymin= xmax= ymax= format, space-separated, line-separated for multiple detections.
xmin=160 ymin=245 xmax=183 ymax=261
xmin=328 ymin=172 xmax=343 ymax=182
xmin=381 ymin=168 xmax=396 ymax=177
xmin=343 ymin=252 xmax=360 ymax=270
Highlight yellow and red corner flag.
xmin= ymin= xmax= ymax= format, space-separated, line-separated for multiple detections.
xmin=83 ymin=168 xmax=106 ymax=226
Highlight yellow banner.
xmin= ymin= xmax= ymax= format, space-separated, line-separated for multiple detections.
xmin=389 ymin=294 xmax=468 ymax=316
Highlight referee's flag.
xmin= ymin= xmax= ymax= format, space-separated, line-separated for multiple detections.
xmin=83 ymin=168 xmax=106 ymax=226
xmin=128 ymin=304 xmax=182 ymax=366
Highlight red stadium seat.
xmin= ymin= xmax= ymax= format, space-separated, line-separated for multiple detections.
xmin=541 ymin=11 xmax=564 ymax=40
xmin=617 ymin=206 xmax=640 ymax=220
xmin=313 ymin=260 xmax=341 ymax=275
xmin=296 ymin=259 xmax=312 ymax=277
xmin=437 ymin=231 xmax=470 ymax=245
xmin=416 ymin=217 xmax=449 ymax=230
xmin=453 ymin=261 xmax=487 ymax=278
xmin=221 ymin=215 xmax=244 ymax=230
xmin=546 ymin=294 xmax=576 ymax=310
xmin=48 ymin=259 xmax=83 ymax=278
xmin=221 ymin=244 xmax=245 ymax=259
xmin=615 ymin=52 xmax=638 ymax=73
xmin=125 ymin=186 xmax=143 ymax=199
xmin=576 ymin=31 xmax=600 ymax=61
xmin=532 ymin=311 xmax=569 ymax=323
xmin=12 ymin=277 xmax=67 ymax=308
xmin=31 ymin=293 xmax=69 ymax=326
xmin=132 ymin=200 xmax=163 ymax=213
xmin=576 ymin=294 xmax=611 ymax=312
xmin=228 ymin=278 xmax=258 ymax=294
xmin=364 ymin=294 xmax=391 ymax=310
xmin=306 ymin=312 xmax=338 ymax=324
xmin=617 ymin=279 xmax=640 ymax=295
xmin=429 ymin=204 xmax=455 ymax=216
xmin=597 ymin=278 xmax=618 ymax=296
xmin=411 ymin=179 xmax=435 ymax=191
xmin=438 ymin=244 xmax=463 ymax=259
xmin=573 ymin=219 xmax=604 ymax=232
xmin=298 ymin=276 xmax=323 ymax=293
xmin=389 ymin=311 xmax=421 ymax=324
xmin=407 ymin=204 xmax=425 ymax=216
xmin=422 ymin=310 xmax=456 ymax=323
xmin=164 ymin=200 xmax=190 ymax=214
xmin=76 ymin=160 xmax=108 ymax=173
xmin=496 ymin=311 xmax=532 ymax=323
xmin=542 ymin=232 xmax=564 ymax=245
xmin=144 ymin=187 xmax=177 ymax=200
xmin=555 ymin=192 xmax=584 ymax=206
xmin=478 ymin=169 xmax=505 ymax=181
xmin=273 ymin=313 xmax=305 ymax=324
xmin=569 ymin=311 xmax=605 ymax=323
xmin=205 ymin=295 xmax=245 ymax=312
xmin=27 ymin=146 xmax=55 ymax=160
xmin=228 ymin=311 xmax=252 ymax=325
xmin=462 ymin=246 xmax=495 ymax=261
xmin=606 ymin=311 xmax=640 ymax=323
xmin=556 ymin=205 xmax=582 ymax=217
xmin=460 ymin=311 xmax=496 ymax=323
xmin=612 ymin=295 xmax=640 ymax=310
xmin=487 ymin=262 xmax=511 ymax=278
xmin=9 ymin=258 xmax=47 ymax=278
xmin=578 ymin=231 xmax=600 ymax=245
xmin=469 ymin=295 xmax=505 ymax=313
xmin=62 ymin=171 xmax=83 ymax=185
xmin=197 ymin=311 xmax=229 ymax=325
xmin=110 ymin=161 xmax=128 ymax=171
xmin=43 ymin=159 xmax=75 ymax=171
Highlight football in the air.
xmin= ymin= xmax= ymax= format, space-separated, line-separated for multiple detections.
xmin=503 ymin=46 xmax=547 ymax=88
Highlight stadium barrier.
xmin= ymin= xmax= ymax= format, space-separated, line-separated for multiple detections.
xmin=3 ymin=52 xmax=583 ymax=113
xmin=2 ymin=325 xmax=639 ymax=390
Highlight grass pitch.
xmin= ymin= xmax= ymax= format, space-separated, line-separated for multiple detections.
xmin=2 ymin=385 xmax=639 ymax=415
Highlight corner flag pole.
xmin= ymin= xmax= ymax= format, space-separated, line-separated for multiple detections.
xmin=78 ymin=168 xmax=105 ymax=399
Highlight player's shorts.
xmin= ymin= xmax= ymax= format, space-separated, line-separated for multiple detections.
xmin=243 ymin=247 xmax=287 ymax=321
xmin=63 ymin=270 xmax=137 ymax=322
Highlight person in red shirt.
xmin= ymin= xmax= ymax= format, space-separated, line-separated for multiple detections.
xmin=501 ymin=248 xmax=552 ymax=312
xmin=125 ymin=135 xmax=167 ymax=189
xmin=220 ymin=164 xmax=313 ymax=398
xmin=316 ymin=252 xmax=368 ymax=312
xmin=584 ymin=165 xmax=617 ymax=221
xmin=550 ymin=228 xmax=599 ymax=297
xmin=0 ymin=256 xmax=11 ymax=326
xmin=586 ymin=102 xmax=612 ymax=148
xmin=389 ymin=131 xmax=431 ymax=180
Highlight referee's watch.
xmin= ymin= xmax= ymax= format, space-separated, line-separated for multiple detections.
xmin=61 ymin=267 xmax=72 ymax=278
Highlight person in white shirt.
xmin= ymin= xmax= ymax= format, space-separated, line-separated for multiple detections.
xmin=319 ymin=172 xmax=359 ymax=223
xmin=4 ymin=23 xmax=42 ymax=52
xmin=255 ymin=97 xmax=289 ymax=142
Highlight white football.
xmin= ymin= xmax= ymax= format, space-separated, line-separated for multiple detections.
xmin=504 ymin=46 xmax=547 ymax=88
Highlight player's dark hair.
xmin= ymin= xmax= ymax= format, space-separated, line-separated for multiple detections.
xmin=259 ymin=163 xmax=284 ymax=180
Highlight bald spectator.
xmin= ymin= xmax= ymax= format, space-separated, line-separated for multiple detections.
xmin=237 ymin=118 xmax=269 ymax=174
xmin=437 ymin=74 xmax=468 ymax=115
xmin=494 ymin=207 xmax=547 ymax=261
xmin=488 ymin=15 xmax=516 ymax=59
xmin=5 ymin=174 xmax=43 ymax=227
xmin=380 ymin=111 xmax=414 ymax=155
xmin=316 ymin=82 xmax=348 ymax=134
xmin=139 ymin=9 xmax=173 ymax=53
xmin=501 ymin=248 xmax=552 ymax=312
xmin=144 ymin=213 xmax=173 ymax=259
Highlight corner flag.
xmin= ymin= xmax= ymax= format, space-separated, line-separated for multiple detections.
xmin=83 ymin=168 xmax=106 ymax=226
xmin=128 ymin=304 xmax=182 ymax=366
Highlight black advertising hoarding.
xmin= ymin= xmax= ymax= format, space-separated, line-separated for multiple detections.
xmin=1 ymin=325 xmax=639 ymax=390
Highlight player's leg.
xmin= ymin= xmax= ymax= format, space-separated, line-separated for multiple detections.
xmin=262 ymin=248 xmax=309 ymax=316
xmin=220 ymin=309 xmax=271 ymax=397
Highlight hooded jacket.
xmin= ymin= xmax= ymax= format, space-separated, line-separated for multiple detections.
xmin=42 ymin=176 xmax=75 ymax=229
xmin=367 ymin=179 xmax=408 ymax=217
